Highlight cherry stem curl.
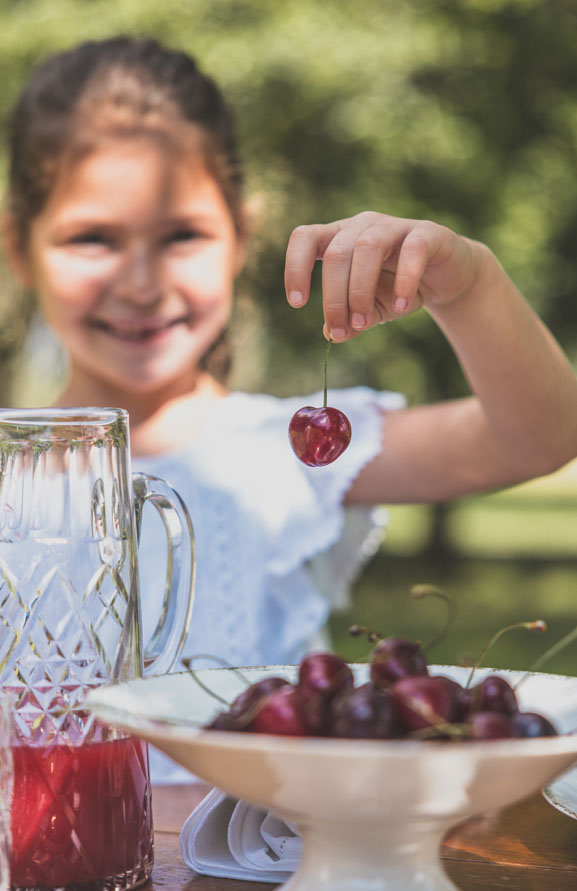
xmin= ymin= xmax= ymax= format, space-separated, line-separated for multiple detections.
xmin=515 ymin=623 xmax=577 ymax=690
xmin=465 ymin=620 xmax=547 ymax=690
xmin=410 ymin=584 xmax=458 ymax=654
xmin=182 ymin=654 xmax=251 ymax=706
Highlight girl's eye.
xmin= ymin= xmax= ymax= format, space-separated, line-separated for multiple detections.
xmin=69 ymin=232 xmax=112 ymax=247
xmin=164 ymin=229 xmax=204 ymax=245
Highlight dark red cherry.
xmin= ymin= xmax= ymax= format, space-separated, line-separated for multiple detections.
xmin=370 ymin=637 xmax=429 ymax=688
xmin=294 ymin=684 xmax=328 ymax=735
xmin=436 ymin=676 xmax=472 ymax=722
xmin=297 ymin=652 xmax=355 ymax=735
xmin=511 ymin=711 xmax=558 ymax=738
xmin=469 ymin=675 xmax=518 ymax=717
xmin=468 ymin=711 xmax=515 ymax=740
xmin=229 ymin=677 xmax=290 ymax=724
xmin=206 ymin=710 xmax=243 ymax=731
xmin=298 ymin=652 xmax=355 ymax=701
xmin=289 ymin=406 xmax=352 ymax=467
xmin=249 ymin=685 xmax=311 ymax=736
xmin=390 ymin=675 xmax=454 ymax=732
xmin=328 ymin=683 xmax=401 ymax=739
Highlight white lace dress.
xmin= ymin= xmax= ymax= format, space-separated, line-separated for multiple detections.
xmin=132 ymin=386 xmax=404 ymax=782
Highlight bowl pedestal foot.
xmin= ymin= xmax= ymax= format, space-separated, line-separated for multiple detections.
xmin=279 ymin=817 xmax=459 ymax=891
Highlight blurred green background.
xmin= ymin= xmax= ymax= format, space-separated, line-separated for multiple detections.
xmin=1 ymin=0 xmax=577 ymax=673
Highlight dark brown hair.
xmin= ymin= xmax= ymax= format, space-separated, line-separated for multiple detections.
xmin=6 ymin=37 xmax=246 ymax=380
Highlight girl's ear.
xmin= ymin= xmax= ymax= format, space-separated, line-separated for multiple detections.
xmin=2 ymin=215 xmax=33 ymax=287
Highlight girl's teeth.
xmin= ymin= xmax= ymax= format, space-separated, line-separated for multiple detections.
xmin=113 ymin=324 xmax=170 ymax=339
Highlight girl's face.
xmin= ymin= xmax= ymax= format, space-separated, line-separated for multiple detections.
xmin=10 ymin=137 xmax=245 ymax=400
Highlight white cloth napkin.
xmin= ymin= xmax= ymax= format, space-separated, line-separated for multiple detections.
xmin=180 ymin=787 xmax=301 ymax=882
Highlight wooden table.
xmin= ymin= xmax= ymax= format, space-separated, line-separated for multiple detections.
xmin=150 ymin=783 xmax=577 ymax=890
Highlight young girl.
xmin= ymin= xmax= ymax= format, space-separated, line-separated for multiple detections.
xmin=3 ymin=37 xmax=577 ymax=783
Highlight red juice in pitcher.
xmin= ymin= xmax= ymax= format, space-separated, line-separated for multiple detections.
xmin=11 ymin=735 xmax=153 ymax=889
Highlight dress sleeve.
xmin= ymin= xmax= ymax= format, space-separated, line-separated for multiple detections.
xmin=266 ymin=386 xmax=405 ymax=610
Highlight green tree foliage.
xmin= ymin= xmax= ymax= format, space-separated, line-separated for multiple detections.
xmin=1 ymin=0 xmax=577 ymax=407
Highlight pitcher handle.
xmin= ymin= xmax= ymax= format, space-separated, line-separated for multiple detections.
xmin=132 ymin=472 xmax=196 ymax=677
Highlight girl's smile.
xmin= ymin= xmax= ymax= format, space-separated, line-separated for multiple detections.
xmin=12 ymin=137 xmax=245 ymax=404
xmin=88 ymin=313 xmax=194 ymax=345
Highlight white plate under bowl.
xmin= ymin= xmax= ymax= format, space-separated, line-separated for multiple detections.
xmin=545 ymin=765 xmax=577 ymax=819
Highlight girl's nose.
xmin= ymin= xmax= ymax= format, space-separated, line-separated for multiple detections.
xmin=115 ymin=245 xmax=162 ymax=306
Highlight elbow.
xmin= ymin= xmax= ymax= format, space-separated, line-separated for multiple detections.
xmin=515 ymin=435 xmax=577 ymax=484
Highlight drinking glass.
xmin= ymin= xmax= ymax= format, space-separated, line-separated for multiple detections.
xmin=0 ymin=408 xmax=195 ymax=891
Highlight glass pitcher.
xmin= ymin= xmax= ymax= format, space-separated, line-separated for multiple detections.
xmin=0 ymin=407 xmax=195 ymax=891
xmin=0 ymin=695 xmax=12 ymax=891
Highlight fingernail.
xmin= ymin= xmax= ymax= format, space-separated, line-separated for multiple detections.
xmin=351 ymin=313 xmax=366 ymax=330
xmin=330 ymin=328 xmax=347 ymax=342
xmin=393 ymin=297 xmax=407 ymax=313
xmin=289 ymin=290 xmax=305 ymax=306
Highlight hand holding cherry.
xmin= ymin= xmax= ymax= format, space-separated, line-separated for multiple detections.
xmin=284 ymin=212 xmax=481 ymax=342
xmin=289 ymin=338 xmax=351 ymax=466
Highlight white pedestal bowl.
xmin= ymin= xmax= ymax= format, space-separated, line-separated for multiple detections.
xmin=87 ymin=665 xmax=577 ymax=891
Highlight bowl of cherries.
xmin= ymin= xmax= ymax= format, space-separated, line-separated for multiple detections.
xmin=88 ymin=626 xmax=577 ymax=891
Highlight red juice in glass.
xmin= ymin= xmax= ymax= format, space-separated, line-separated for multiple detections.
xmin=11 ymin=735 xmax=153 ymax=889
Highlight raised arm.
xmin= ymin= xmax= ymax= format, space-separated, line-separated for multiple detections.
xmin=284 ymin=212 xmax=577 ymax=504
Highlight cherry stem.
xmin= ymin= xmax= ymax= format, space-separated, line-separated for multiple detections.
xmin=182 ymin=655 xmax=252 ymax=706
xmin=410 ymin=584 xmax=458 ymax=654
xmin=465 ymin=620 xmax=547 ymax=690
xmin=409 ymin=720 xmax=468 ymax=742
xmin=323 ymin=338 xmax=333 ymax=408
xmin=515 ymin=623 xmax=577 ymax=690
xmin=402 ymin=694 xmax=467 ymax=741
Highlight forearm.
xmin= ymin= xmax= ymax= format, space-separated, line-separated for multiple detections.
xmin=428 ymin=242 xmax=577 ymax=476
